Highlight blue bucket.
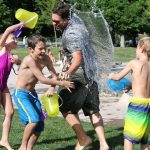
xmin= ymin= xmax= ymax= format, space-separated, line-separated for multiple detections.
xmin=107 ymin=78 xmax=131 ymax=91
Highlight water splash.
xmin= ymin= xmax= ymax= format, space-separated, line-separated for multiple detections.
xmin=93 ymin=0 xmax=97 ymax=9
xmin=53 ymin=23 xmax=58 ymax=47
xmin=53 ymin=2 xmax=114 ymax=94
xmin=75 ymin=9 xmax=114 ymax=93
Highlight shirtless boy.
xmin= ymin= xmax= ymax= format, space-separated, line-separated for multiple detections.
xmin=109 ymin=37 xmax=150 ymax=150
xmin=13 ymin=34 xmax=74 ymax=150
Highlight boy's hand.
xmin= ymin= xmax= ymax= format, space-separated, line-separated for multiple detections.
xmin=61 ymin=80 xmax=74 ymax=92
xmin=45 ymin=86 xmax=55 ymax=97
xmin=108 ymin=73 xmax=115 ymax=79
xmin=125 ymin=84 xmax=132 ymax=93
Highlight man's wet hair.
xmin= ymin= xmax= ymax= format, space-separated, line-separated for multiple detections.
xmin=52 ymin=4 xmax=73 ymax=20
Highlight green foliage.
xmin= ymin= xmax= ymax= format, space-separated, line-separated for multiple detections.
xmin=115 ymin=47 xmax=136 ymax=62
xmin=1 ymin=0 xmax=150 ymax=42
xmin=0 ymin=0 xmax=11 ymax=32
xmin=96 ymin=0 xmax=150 ymax=36
xmin=0 ymin=0 xmax=59 ymax=38
xmin=34 ymin=0 xmax=59 ymax=24
xmin=13 ymin=48 xmax=28 ymax=60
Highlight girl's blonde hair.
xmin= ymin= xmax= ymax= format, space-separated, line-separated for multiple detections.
xmin=138 ymin=37 xmax=150 ymax=59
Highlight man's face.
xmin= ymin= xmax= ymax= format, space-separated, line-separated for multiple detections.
xmin=52 ymin=13 xmax=68 ymax=30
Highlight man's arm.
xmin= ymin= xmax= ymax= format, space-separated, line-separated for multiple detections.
xmin=67 ymin=50 xmax=82 ymax=74
xmin=61 ymin=50 xmax=82 ymax=80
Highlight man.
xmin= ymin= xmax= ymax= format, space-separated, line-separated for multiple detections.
xmin=52 ymin=4 xmax=109 ymax=150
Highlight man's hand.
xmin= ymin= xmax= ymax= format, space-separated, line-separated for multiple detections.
xmin=60 ymin=71 xmax=70 ymax=80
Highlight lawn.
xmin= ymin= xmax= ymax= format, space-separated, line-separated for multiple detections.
xmin=115 ymin=47 xmax=136 ymax=62
xmin=13 ymin=47 xmax=136 ymax=62
xmin=0 ymin=110 xmax=145 ymax=150
xmin=13 ymin=47 xmax=61 ymax=60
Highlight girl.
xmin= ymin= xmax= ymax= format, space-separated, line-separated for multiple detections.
xmin=0 ymin=22 xmax=24 ymax=150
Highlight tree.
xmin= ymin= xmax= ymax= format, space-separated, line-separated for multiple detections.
xmin=0 ymin=0 xmax=11 ymax=32
xmin=33 ymin=0 xmax=60 ymax=37
xmin=97 ymin=0 xmax=150 ymax=47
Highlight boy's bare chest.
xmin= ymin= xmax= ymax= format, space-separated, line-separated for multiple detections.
xmin=35 ymin=60 xmax=46 ymax=70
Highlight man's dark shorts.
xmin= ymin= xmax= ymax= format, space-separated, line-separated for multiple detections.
xmin=58 ymin=81 xmax=100 ymax=116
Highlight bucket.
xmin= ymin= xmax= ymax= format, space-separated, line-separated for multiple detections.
xmin=15 ymin=8 xmax=38 ymax=29
xmin=41 ymin=93 xmax=60 ymax=117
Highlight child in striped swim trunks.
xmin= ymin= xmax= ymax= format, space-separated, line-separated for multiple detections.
xmin=109 ymin=37 xmax=150 ymax=150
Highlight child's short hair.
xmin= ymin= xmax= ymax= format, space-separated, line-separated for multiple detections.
xmin=27 ymin=34 xmax=45 ymax=49
xmin=138 ymin=37 xmax=150 ymax=58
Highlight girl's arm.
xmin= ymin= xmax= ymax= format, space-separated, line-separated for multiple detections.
xmin=0 ymin=22 xmax=24 ymax=49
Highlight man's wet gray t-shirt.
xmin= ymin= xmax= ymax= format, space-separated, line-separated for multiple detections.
xmin=61 ymin=14 xmax=90 ymax=84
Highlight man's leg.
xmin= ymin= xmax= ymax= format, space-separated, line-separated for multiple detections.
xmin=62 ymin=113 xmax=92 ymax=150
xmin=90 ymin=113 xmax=109 ymax=150
xmin=124 ymin=139 xmax=133 ymax=150
xmin=19 ymin=123 xmax=38 ymax=150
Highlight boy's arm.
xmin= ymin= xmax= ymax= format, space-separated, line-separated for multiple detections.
xmin=26 ymin=57 xmax=61 ymax=86
xmin=109 ymin=61 xmax=133 ymax=80
xmin=0 ymin=22 xmax=24 ymax=49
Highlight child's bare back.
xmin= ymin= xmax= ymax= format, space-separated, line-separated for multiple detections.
xmin=131 ymin=60 xmax=150 ymax=98
xmin=109 ymin=37 xmax=150 ymax=150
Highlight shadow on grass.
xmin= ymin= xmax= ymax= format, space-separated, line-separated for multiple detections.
xmin=84 ymin=127 xmax=123 ymax=150
xmin=36 ymin=126 xmax=124 ymax=150
xmin=37 ymin=136 xmax=76 ymax=144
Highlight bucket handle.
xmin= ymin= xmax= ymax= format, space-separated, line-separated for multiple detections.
xmin=25 ymin=15 xmax=37 ymax=24
xmin=58 ymin=94 xmax=63 ymax=107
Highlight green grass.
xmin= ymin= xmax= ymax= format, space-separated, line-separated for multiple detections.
xmin=13 ymin=47 xmax=136 ymax=62
xmin=0 ymin=110 xmax=145 ymax=150
xmin=115 ymin=47 xmax=136 ymax=62
xmin=13 ymin=48 xmax=28 ymax=60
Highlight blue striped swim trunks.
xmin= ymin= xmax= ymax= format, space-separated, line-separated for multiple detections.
xmin=13 ymin=89 xmax=44 ymax=132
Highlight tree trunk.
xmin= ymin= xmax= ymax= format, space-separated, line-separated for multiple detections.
xmin=120 ymin=34 xmax=125 ymax=48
